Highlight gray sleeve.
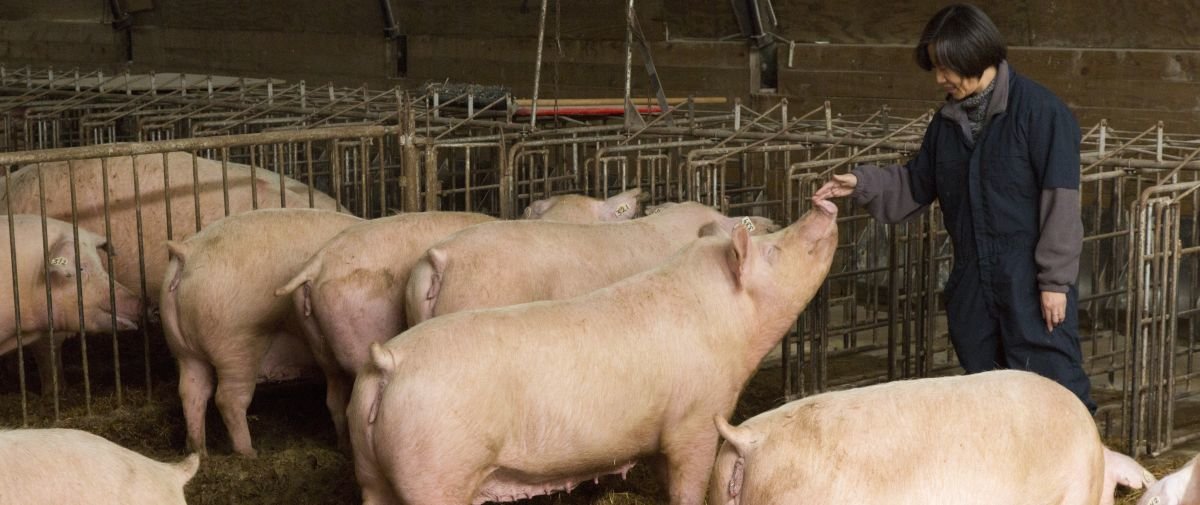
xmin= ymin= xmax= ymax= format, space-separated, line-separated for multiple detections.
xmin=849 ymin=164 xmax=930 ymax=224
xmin=1035 ymin=188 xmax=1083 ymax=293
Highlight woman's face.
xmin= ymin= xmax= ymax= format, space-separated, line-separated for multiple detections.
xmin=927 ymin=45 xmax=985 ymax=101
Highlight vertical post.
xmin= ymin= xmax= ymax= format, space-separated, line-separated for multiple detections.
xmin=403 ymin=95 xmax=421 ymax=212
xmin=530 ymin=0 xmax=550 ymax=128
xmin=623 ymin=0 xmax=635 ymax=129
xmin=424 ymin=145 xmax=440 ymax=211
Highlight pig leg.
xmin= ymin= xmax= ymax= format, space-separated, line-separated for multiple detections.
xmin=355 ymin=454 xmax=402 ymax=505
xmin=212 ymin=361 xmax=260 ymax=457
xmin=30 ymin=333 xmax=67 ymax=396
xmin=659 ymin=421 xmax=721 ymax=505
xmin=307 ymin=333 xmax=352 ymax=451
xmin=324 ymin=372 xmax=352 ymax=451
xmin=292 ymin=285 xmax=353 ymax=450
xmin=177 ymin=356 xmax=214 ymax=456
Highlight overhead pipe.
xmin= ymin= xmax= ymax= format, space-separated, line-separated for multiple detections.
xmin=529 ymin=0 xmax=550 ymax=127
xmin=378 ymin=0 xmax=401 ymax=39
xmin=107 ymin=0 xmax=134 ymax=62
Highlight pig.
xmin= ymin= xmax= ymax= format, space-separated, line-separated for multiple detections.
xmin=707 ymin=370 xmax=1153 ymax=505
xmin=0 ymin=428 xmax=199 ymax=505
xmin=271 ymin=191 xmax=637 ymax=450
xmin=346 ymin=200 xmax=838 ymax=505
xmin=0 ymin=151 xmax=342 ymax=309
xmin=271 ymin=211 xmax=496 ymax=449
xmin=405 ymin=200 xmax=780 ymax=325
xmin=521 ymin=188 xmax=643 ymax=222
xmin=0 ymin=152 xmax=341 ymax=393
xmin=1139 ymin=453 xmax=1200 ymax=505
xmin=0 ymin=215 xmax=142 ymax=393
xmin=160 ymin=208 xmax=363 ymax=457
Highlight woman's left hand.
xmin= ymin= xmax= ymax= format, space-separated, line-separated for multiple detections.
xmin=1041 ymin=291 xmax=1067 ymax=334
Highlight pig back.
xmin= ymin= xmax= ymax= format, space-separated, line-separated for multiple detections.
xmin=0 ymin=428 xmax=197 ymax=505
xmin=0 ymin=152 xmax=341 ymax=303
xmin=718 ymin=370 xmax=1103 ymax=505
xmin=169 ymin=208 xmax=362 ymax=345
xmin=414 ymin=218 xmax=678 ymax=319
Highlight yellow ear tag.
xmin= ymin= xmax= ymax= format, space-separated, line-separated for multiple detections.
xmin=741 ymin=216 xmax=756 ymax=232
xmin=49 ymin=257 xmax=68 ymax=267
xmin=616 ymin=203 xmax=629 ymax=216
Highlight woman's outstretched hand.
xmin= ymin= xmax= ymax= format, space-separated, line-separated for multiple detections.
xmin=813 ymin=173 xmax=858 ymax=201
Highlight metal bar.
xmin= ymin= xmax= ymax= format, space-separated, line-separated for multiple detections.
xmin=66 ymin=159 xmax=93 ymax=414
xmin=4 ymin=170 xmax=29 ymax=424
xmin=35 ymin=164 xmax=61 ymax=418
xmin=0 ymin=124 xmax=409 ymax=165
xmin=530 ymin=0 xmax=550 ymax=127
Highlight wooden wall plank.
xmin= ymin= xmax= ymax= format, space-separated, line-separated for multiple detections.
xmin=767 ymin=1 xmax=1031 ymax=45
xmin=394 ymin=0 xmax=668 ymax=41
xmin=762 ymin=1 xmax=1200 ymax=50
xmin=0 ymin=21 xmax=125 ymax=68
xmin=406 ymin=36 xmax=747 ymax=99
xmin=137 ymin=0 xmax=381 ymax=35
xmin=1026 ymin=1 xmax=1200 ymax=48
xmin=660 ymin=0 xmax=739 ymax=40
xmin=779 ymin=43 xmax=1200 ymax=134
xmin=0 ymin=0 xmax=106 ymax=22
xmin=131 ymin=27 xmax=389 ymax=85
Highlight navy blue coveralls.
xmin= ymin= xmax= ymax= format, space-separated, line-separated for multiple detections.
xmin=853 ymin=63 xmax=1097 ymax=414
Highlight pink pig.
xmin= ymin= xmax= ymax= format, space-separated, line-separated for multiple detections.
xmin=521 ymin=188 xmax=643 ymax=222
xmin=0 ymin=428 xmax=198 ymax=505
xmin=709 ymin=370 xmax=1154 ymax=505
xmin=271 ymin=189 xmax=640 ymax=449
xmin=0 ymin=215 xmax=142 ymax=392
xmin=1139 ymin=453 xmax=1200 ymax=505
xmin=0 ymin=153 xmax=341 ymax=393
xmin=405 ymin=201 xmax=779 ymax=325
xmin=272 ymin=211 xmax=496 ymax=449
xmin=347 ymin=200 xmax=838 ymax=505
xmin=160 ymin=208 xmax=362 ymax=457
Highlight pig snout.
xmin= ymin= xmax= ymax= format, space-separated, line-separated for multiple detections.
xmin=792 ymin=199 xmax=838 ymax=245
xmin=101 ymin=284 xmax=142 ymax=331
xmin=813 ymin=197 xmax=837 ymax=217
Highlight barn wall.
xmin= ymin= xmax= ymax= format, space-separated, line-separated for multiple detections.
xmin=1 ymin=1 xmax=1199 ymax=131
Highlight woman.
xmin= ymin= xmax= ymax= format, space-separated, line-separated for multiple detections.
xmin=813 ymin=3 xmax=1096 ymax=414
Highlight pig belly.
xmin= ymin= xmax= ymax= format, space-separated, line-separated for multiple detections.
xmin=256 ymin=332 xmax=318 ymax=382
xmin=475 ymin=461 xmax=637 ymax=504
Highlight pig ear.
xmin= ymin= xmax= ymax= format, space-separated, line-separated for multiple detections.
xmin=726 ymin=225 xmax=756 ymax=287
xmin=698 ymin=220 xmax=731 ymax=239
xmin=368 ymin=342 xmax=400 ymax=374
xmin=599 ymin=188 xmax=642 ymax=221
xmin=46 ymin=238 xmax=78 ymax=279
xmin=713 ymin=415 xmax=760 ymax=457
xmin=1187 ymin=457 xmax=1200 ymax=501
xmin=523 ymin=199 xmax=554 ymax=219
xmin=96 ymin=239 xmax=115 ymax=257
xmin=744 ymin=216 xmax=780 ymax=235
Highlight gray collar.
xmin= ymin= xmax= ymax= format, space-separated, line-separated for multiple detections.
xmin=939 ymin=60 xmax=1011 ymax=140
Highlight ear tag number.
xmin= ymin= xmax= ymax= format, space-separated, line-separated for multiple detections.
xmin=741 ymin=216 xmax=756 ymax=232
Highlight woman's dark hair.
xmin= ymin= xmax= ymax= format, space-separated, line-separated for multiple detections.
xmin=914 ymin=4 xmax=1007 ymax=78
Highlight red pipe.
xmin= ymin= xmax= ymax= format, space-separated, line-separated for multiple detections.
xmin=513 ymin=105 xmax=664 ymax=117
